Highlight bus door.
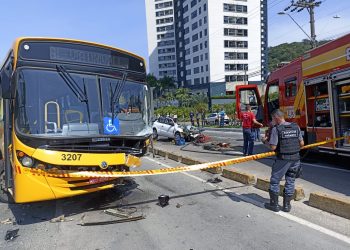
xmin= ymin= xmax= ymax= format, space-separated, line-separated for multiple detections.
xmin=330 ymin=69 xmax=350 ymax=153
xmin=235 ymin=85 xmax=264 ymax=123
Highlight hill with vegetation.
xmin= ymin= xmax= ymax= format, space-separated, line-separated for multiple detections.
xmin=268 ymin=39 xmax=330 ymax=72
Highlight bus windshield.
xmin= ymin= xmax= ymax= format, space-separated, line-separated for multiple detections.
xmin=15 ymin=68 xmax=151 ymax=138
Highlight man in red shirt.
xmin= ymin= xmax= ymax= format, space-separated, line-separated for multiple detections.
xmin=240 ymin=105 xmax=263 ymax=155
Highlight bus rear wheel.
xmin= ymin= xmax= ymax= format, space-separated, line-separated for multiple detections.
xmin=0 ymin=161 xmax=14 ymax=204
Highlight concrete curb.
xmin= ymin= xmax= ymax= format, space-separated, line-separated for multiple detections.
xmin=309 ymin=192 xmax=350 ymax=220
xmin=222 ymin=169 xmax=256 ymax=185
xmin=255 ymin=178 xmax=305 ymax=201
xmin=151 ymin=148 xmax=222 ymax=174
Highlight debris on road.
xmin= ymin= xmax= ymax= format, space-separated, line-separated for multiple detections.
xmin=247 ymin=214 xmax=251 ymax=218
xmin=158 ymin=195 xmax=170 ymax=207
xmin=104 ymin=208 xmax=132 ymax=218
xmin=207 ymin=177 xmax=223 ymax=183
xmin=5 ymin=229 xmax=19 ymax=241
xmin=50 ymin=215 xmax=73 ymax=223
xmin=176 ymin=203 xmax=182 ymax=208
xmin=0 ymin=218 xmax=13 ymax=225
xmin=80 ymin=215 xmax=145 ymax=226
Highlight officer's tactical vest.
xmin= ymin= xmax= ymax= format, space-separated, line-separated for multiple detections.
xmin=276 ymin=123 xmax=301 ymax=160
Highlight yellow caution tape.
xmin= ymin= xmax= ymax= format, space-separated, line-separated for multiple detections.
xmin=24 ymin=137 xmax=346 ymax=178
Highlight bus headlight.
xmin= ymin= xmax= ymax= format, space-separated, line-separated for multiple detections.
xmin=21 ymin=156 xmax=34 ymax=168
xmin=16 ymin=151 xmax=35 ymax=168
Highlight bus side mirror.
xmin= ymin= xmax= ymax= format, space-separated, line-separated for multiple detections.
xmin=1 ymin=64 xmax=13 ymax=99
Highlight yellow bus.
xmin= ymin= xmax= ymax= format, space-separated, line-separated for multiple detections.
xmin=0 ymin=37 xmax=152 ymax=203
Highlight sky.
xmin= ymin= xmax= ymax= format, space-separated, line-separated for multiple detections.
xmin=0 ymin=0 xmax=349 ymax=66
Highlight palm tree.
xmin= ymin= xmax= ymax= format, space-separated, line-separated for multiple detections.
xmin=175 ymin=88 xmax=191 ymax=107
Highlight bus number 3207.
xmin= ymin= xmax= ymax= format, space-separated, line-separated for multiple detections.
xmin=61 ymin=154 xmax=82 ymax=161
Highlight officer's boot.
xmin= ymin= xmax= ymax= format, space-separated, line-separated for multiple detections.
xmin=264 ymin=190 xmax=280 ymax=212
xmin=282 ymin=192 xmax=293 ymax=212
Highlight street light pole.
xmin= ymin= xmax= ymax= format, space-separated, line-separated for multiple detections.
xmin=278 ymin=12 xmax=312 ymax=42
xmin=281 ymin=0 xmax=322 ymax=48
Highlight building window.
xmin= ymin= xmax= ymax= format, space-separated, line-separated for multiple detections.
xmin=223 ymin=16 xmax=248 ymax=25
xmin=186 ymin=69 xmax=191 ymax=75
xmin=225 ymin=75 xmax=248 ymax=82
xmin=184 ymin=16 xmax=189 ymax=24
xmin=193 ymin=45 xmax=199 ymax=53
xmin=185 ymin=48 xmax=191 ymax=55
xmin=285 ymin=78 xmax=297 ymax=97
xmin=184 ymin=5 xmax=189 ymax=13
xmin=204 ymin=3 xmax=207 ymax=11
xmin=204 ymin=41 xmax=208 ymax=48
xmin=184 ymin=27 xmax=190 ymax=34
xmin=223 ymin=3 xmax=247 ymax=13
xmin=204 ymin=16 xmax=207 ymax=24
xmin=191 ymin=0 xmax=197 ymax=8
xmin=191 ymin=10 xmax=197 ymax=19
xmin=194 ymin=67 xmax=200 ymax=74
xmin=155 ymin=1 xmax=173 ymax=10
xmin=193 ymin=56 xmax=200 ymax=63
xmin=158 ymin=47 xmax=176 ymax=54
xmin=224 ymin=52 xmax=248 ymax=60
xmin=194 ymin=78 xmax=200 ymax=84
xmin=159 ymin=63 xmax=176 ymax=68
xmin=156 ymin=17 xmax=174 ymax=25
xmin=158 ymin=40 xmax=175 ymax=47
xmin=225 ymin=64 xmax=248 ymax=71
xmin=224 ymin=28 xmax=248 ymax=37
xmin=204 ymin=29 xmax=207 ymax=36
xmin=185 ymin=38 xmax=190 ymax=45
xmin=185 ymin=59 xmax=191 ymax=65
xmin=156 ymin=9 xmax=173 ymax=17
xmin=198 ymin=7 xmax=202 ymax=15
xmin=158 ymin=55 xmax=176 ymax=61
xmin=192 ymin=21 xmax=198 ymax=30
xmin=157 ymin=25 xmax=174 ymax=32
xmin=224 ymin=40 xmax=248 ymax=48
xmin=157 ymin=32 xmax=175 ymax=40
xmin=192 ymin=33 xmax=199 ymax=42
xmin=206 ymin=65 xmax=209 ymax=71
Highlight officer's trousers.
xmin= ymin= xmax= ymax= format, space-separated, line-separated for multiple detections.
xmin=270 ymin=159 xmax=300 ymax=196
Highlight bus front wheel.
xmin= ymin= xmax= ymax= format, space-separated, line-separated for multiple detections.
xmin=0 ymin=161 xmax=14 ymax=204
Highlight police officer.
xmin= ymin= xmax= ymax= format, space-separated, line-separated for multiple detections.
xmin=264 ymin=109 xmax=304 ymax=212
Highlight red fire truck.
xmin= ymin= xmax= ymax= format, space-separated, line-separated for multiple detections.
xmin=236 ymin=34 xmax=350 ymax=155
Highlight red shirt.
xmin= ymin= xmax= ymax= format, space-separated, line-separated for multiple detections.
xmin=241 ymin=111 xmax=256 ymax=129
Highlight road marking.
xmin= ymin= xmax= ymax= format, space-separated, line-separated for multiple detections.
xmin=302 ymin=162 xmax=350 ymax=173
xmin=144 ymin=156 xmax=350 ymax=245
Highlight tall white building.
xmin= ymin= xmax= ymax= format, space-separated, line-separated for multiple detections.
xmin=145 ymin=0 xmax=268 ymax=94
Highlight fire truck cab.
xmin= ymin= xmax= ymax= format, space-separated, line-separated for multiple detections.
xmin=235 ymin=34 xmax=350 ymax=155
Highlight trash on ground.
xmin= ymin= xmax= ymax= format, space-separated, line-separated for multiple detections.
xmin=207 ymin=177 xmax=223 ymax=183
xmin=104 ymin=208 xmax=132 ymax=218
xmin=247 ymin=214 xmax=251 ymax=218
xmin=158 ymin=194 xmax=170 ymax=207
xmin=176 ymin=203 xmax=182 ymax=208
xmin=5 ymin=229 xmax=19 ymax=241
xmin=0 ymin=218 xmax=13 ymax=225
xmin=50 ymin=215 xmax=73 ymax=223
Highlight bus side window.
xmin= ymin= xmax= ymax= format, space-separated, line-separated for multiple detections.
xmin=285 ymin=78 xmax=297 ymax=98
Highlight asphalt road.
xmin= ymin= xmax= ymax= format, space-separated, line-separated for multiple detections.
xmin=0 ymin=156 xmax=349 ymax=250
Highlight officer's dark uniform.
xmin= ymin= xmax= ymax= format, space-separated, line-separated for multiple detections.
xmin=265 ymin=122 xmax=303 ymax=212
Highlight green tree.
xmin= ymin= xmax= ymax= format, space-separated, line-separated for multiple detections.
xmin=175 ymin=88 xmax=191 ymax=107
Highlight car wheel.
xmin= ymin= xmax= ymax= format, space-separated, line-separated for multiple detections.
xmin=152 ymin=128 xmax=158 ymax=140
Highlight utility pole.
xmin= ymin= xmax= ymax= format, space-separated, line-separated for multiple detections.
xmin=282 ymin=0 xmax=322 ymax=48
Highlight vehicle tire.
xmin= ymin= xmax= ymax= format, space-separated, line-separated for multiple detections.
xmin=152 ymin=128 xmax=158 ymax=140
xmin=0 ymin=160 xmax=14 ymax=204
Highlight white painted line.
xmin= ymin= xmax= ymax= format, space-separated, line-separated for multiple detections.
xmin=302 ymin=162 xmax=350 ymax=173
xmin=144 ymin=156 xmax=350 ymax=245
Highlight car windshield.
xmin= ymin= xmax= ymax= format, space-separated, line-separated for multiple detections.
xmin=15 ymin=68 xmax=151 ymax=138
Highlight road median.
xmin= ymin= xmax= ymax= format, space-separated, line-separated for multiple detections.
xmin=309 ymin=192 xmax=350 ymax=220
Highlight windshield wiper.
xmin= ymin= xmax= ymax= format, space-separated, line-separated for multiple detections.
xmin=109 ymin=72 xmax=128 ymax=121
xmin=56 ymin=65 xmax=91 ymax=123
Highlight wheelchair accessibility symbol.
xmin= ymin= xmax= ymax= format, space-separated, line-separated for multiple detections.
xmin=103 ymin=117 xmax=120 ymax=135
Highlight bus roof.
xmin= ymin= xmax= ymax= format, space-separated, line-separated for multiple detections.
xmin=11 ymin=37 xmax=146 ymax=66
